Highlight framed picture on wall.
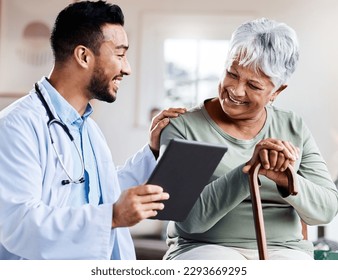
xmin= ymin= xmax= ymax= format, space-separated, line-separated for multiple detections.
xmin=0 ymin=0 xmax=72 ymax=97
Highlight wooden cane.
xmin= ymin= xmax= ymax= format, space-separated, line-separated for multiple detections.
xmin=248 ymin=162 xmax=298 ymax=260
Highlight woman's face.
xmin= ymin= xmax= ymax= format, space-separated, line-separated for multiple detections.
xmin=218 ymin=60 xmax=283 ymax=121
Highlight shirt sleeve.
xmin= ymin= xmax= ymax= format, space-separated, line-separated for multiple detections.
xmin=282 ymin=122 xmax=338 ymax=225
xmin=117 ymin=144 xmax=157 ymax=190
xmin=176 ymin=164 xmax=251 ymax=233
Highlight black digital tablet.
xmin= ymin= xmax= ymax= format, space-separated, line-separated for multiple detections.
xmin=147 ymin=138 xmax=228 ymax=222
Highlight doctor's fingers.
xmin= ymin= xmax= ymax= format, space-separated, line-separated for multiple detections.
xmin=129 ymin=185 xmax=169 ymax=203
xmin=150 ymin=107 xmax=186 ymax=130
xmin=141 ymin=201 xmax=166 ymax=212
xmin=125 ymin=202 xmax=165 ymax=222
xmin=132 ymin=184 xmax=167 ymax=196
xmin=112 ymin=200 xmax=163 ymax=228
xmin=136 ymin=201 xmax=169 ymax=220
xmin=149 ymin=117 xmax=170 ymax=152
xmin=138 ymin=192 xmax=170 ymax=204
xmin=149 ymin=108 xmax=186 ymax=148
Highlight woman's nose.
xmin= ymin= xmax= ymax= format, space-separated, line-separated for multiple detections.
xmin=230 ymin=84 xmax=246 ymax=97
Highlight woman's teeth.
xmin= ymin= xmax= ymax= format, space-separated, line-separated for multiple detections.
xmin=228 ymin=94 xmax=246 ymax=105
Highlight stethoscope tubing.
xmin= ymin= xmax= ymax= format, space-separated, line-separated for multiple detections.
xmin=34 ymin=82 xmax=85 ymax=185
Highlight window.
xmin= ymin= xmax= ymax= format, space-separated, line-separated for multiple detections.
xmin=136 ymin=13 xmax=252 ymax=126
xmin=164 ymin=39 xmax=229 ymax=109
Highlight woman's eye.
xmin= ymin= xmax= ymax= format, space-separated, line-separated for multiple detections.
xmin=227 ymin=71 xmax=237 ymax=79
xmin=248 ymin=84 xmax=261 ymax=90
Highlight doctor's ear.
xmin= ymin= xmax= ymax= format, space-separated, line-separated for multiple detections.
xmin=73 ymin=46 xmax=93 ymax=68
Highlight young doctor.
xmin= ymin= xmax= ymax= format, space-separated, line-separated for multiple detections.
xmin=0 ymin=1 xmax=185 ymax=259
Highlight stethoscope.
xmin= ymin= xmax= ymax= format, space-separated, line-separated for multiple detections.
xmin=35 ymin=83 xmax=85 ymax=185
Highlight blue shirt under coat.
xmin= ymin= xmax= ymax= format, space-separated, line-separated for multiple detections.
xmin=43 ymin=79 xmax=100 ymax=206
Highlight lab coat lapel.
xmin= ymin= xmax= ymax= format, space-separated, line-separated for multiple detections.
xmin=87 ymin=120 xmax=120 ymax=204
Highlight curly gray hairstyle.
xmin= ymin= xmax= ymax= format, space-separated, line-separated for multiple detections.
xmin=225 ymin=18 xmax=299 ymax=89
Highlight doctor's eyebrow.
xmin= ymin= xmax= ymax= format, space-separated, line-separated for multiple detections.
xmin=116 ymin=44 xmax=129 ymax=50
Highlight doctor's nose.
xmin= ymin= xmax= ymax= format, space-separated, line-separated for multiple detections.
xmin=122 ymin=59 xmax=131 ymax=76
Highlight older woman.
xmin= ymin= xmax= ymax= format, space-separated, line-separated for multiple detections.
xmin=160 ymin=18 xmax=338 ymax=260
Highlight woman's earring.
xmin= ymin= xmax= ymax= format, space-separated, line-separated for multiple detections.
xmin=270 ymin=99 xmax=275 ymax=106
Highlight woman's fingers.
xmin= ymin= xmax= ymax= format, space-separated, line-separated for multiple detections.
xmin=244 ymin=139 xmax=299 ymax=174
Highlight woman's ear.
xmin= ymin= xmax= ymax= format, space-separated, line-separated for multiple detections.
xmin=272 ymin=84 xmax=288 ymax=99
xmin=73 ymin=45 xmax=93 ymax=69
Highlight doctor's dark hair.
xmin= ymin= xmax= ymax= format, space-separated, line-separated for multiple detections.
xmin=50 ymin=0 xmax=124 ymax=63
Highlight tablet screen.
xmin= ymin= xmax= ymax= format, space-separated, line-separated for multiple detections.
xmin=147 ymin=139 xmax=227 ymax=221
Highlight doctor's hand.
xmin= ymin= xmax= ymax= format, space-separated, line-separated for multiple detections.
xmin=149 ymin=107 xmax=186 ymax=158
xmin=112 ymin=184 xmax=169 ymax=228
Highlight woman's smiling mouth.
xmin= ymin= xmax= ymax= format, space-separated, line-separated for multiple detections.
xmin=225 ymin=88 xmax=248 ymax=105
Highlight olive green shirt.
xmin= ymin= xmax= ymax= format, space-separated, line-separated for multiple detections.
xmin=160 ymin=102 xmax=338 ymax=259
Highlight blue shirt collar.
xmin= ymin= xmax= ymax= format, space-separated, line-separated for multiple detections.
xmin=40 ymin=77 xmax=93 ymax=128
